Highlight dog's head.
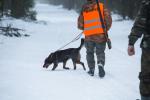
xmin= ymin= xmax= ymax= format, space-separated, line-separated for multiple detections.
xmin=43 ymin=53 xmax=54 ymax=68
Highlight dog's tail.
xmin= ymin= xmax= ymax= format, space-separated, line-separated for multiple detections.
xmin=78 ymin=38 xmax=84 ymax=50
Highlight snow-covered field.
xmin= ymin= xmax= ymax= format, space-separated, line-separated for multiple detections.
xmin=0 ymin=3 xmax=142 ymax=100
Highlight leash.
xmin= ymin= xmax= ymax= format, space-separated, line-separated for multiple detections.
xmin=57 ymin=32 xmax=83 ymax=51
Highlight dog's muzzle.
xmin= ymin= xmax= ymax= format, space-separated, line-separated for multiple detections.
xmin=43 ymin=63 xmax=49 ymax=68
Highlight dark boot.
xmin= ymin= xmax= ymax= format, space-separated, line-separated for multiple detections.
xmin=87 ymin=68 xmax=94 ymax=76
xmin=98 ymin=65 xmax=105 ymax=78
xmin=141 ymin=96 xmax=150 ymax=100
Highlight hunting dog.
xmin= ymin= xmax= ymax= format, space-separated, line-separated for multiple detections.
xmin=43 ymin=39 xmax=86 ymax=71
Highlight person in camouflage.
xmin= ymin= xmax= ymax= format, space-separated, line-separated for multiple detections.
xmin=128 ymin=0 xmax=150 ymax=99
xmin=78 ymin=0 xmax=112 ymax=78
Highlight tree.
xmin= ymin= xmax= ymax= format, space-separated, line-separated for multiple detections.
xmin=48 ymin=0 xmax=141 ymax=20
xmin=11 ymin=0 xmax=36 ymax=20
xmin=0 ymin=0 xmax=3 ymax=17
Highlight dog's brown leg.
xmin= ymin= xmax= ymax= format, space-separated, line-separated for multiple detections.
xmin=72 ymin=60 xmax=77 ymax=70
xmin=63 ymin=61 xmax=69 ymax=70
xmin=76 ymin=61 xmax=86 ymax=70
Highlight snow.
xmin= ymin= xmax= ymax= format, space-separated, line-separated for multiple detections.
xmin=0 ymin=3 xmax=141 ymax=100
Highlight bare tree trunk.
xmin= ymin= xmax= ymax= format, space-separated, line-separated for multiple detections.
xmin=1 ymin=0 xmax=4 ymax=16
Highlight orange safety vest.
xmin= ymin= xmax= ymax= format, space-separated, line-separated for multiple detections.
xmin=83 ymin=3 xmax=105 ymax=36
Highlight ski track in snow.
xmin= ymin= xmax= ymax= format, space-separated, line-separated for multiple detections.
xmin=0 ymin=3 xmax=141 ymax=100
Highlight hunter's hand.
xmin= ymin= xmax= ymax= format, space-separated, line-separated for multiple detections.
xmin=128 ymin=45 xmax=135 ymax=56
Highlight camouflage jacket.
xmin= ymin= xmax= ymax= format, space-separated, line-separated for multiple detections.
xmin=129 ymin=0 xmax=150 ymax=48
xmin=78 ymin=1 xmax=112 ymax=43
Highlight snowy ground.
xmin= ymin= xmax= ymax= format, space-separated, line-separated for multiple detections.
xmin=0 ymin=3 xmax=142 ymax=100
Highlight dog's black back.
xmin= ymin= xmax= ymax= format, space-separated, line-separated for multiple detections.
xmin=43 ymin=39 xmax=86 ymax=70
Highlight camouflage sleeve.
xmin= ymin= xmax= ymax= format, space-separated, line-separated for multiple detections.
xmin=128 ymin=3 xmax=148 ymax=45
xmin=77 ymin=7 xmax=84 ymax=30
xmin=78 ymin=13 xmax=84 ymax=30
xmin=104 ymin=7 xmax=112 ymax=31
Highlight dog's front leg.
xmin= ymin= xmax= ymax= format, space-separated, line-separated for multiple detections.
xmin=63 ymin=61 xmax=69 ymax=70
xmin=72 ymin=60 xmax=77 ymax=70
xmin=52 ymin=63 xmax=58 ymax=71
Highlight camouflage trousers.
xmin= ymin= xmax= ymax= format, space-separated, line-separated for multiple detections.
xmin=84 ymin=41 xmax=106 ymax=71
xmin=139 ymin=49 xmax=150 ymax=97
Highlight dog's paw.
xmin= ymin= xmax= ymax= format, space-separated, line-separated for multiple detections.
xmin=63 ymin=67 xmax=70 ymax=70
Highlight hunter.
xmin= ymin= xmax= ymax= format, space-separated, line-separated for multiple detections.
xmin=128 ymin=0 xmax=150 ymax=100
xmin=78 ymin=0 xmax=112 ymax=78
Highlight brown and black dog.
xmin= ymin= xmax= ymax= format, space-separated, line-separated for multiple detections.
xmin=43 ymin=39 xmax=86 ymax=71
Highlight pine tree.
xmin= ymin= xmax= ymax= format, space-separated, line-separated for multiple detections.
xmin=0 ymin=0 xmax=3 ymax=17
xmin=11 ymin=0 xmax=36 ymax=20
xmin=48 ymin=0 xmax=141 ymax=20
xmin=0 ymin=0 xmax=3 ymax=16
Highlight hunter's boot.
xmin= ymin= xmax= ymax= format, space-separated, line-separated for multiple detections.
xmin=87 ymin=68 xmax=95 ymax=76
xmin=141 ymin=96 xmax=150 ymax=100
xmin=98 ymin=64 xmax=105 ymax=78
